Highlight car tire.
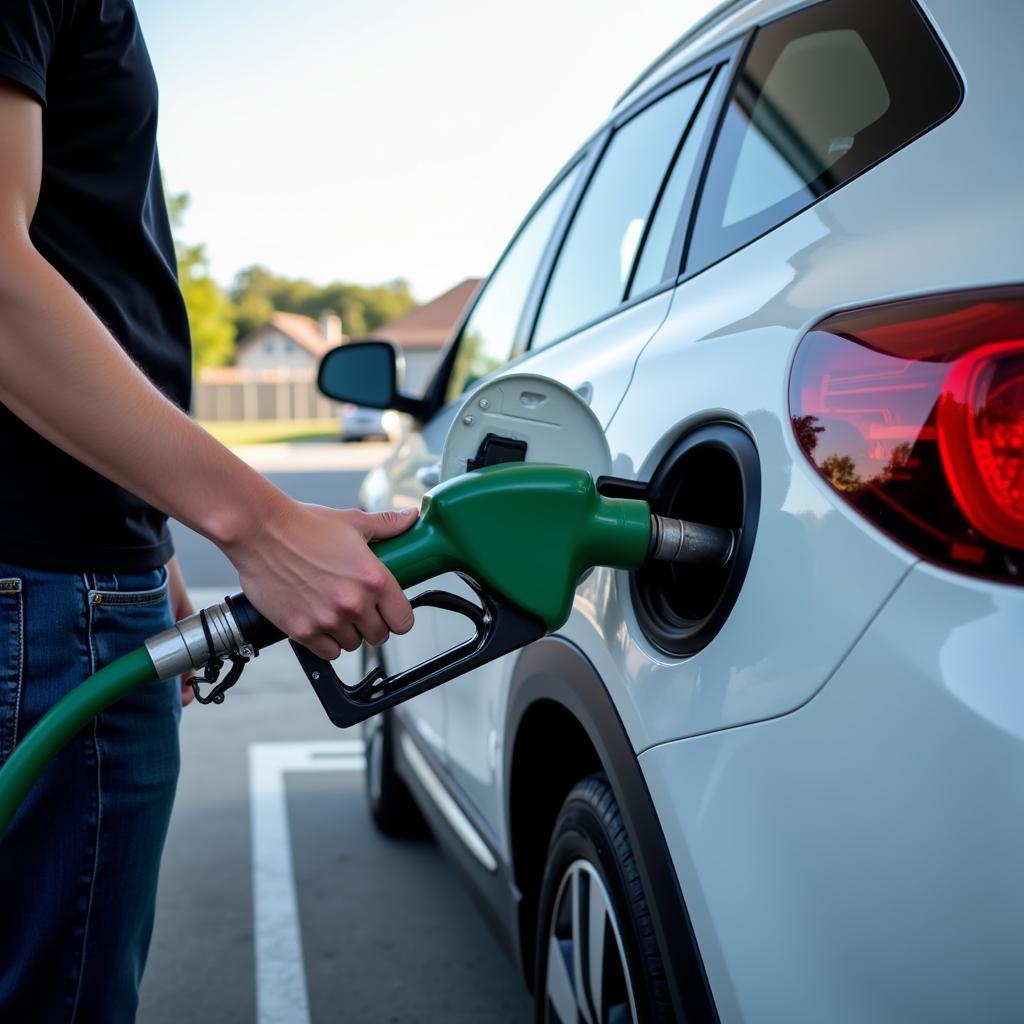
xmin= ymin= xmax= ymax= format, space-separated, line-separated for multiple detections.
xmin=533 ymin=774 xmax=673 ymax=1024
xmin=363 ymin=710 xmax=428 ymax=838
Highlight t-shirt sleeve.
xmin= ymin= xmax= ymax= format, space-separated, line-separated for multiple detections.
xmin=0 ymin=1 xmax=61 ymax=107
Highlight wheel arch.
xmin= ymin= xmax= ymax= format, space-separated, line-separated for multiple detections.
xmin=504 ymin=637 xmax=719 ymax=1023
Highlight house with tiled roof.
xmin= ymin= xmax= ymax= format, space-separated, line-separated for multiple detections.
xmin=235 ymin=311 xmax=343 ymax=371
xmin=370 ymin=278 xmax=481 ymax=394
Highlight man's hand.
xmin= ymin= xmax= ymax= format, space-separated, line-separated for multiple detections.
xmin=224 ymin=501 xmax=419 ymax=661
xmin=166 ymin=555 xmax=196 ymax=707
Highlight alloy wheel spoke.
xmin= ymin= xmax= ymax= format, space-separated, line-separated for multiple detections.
xmin=571 ymin=869 xmax=594 ymax=1024
xmin=547 ymin=859 xmax=638 ymax=1024
xmin=547 ymin=937 xmax=578 ymax=1023
xmin=586 ymin=882 xmax=608 ymax=1020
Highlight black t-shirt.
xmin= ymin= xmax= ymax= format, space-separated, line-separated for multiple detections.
xmin=0 ymin=0 xmax=191 ymax=573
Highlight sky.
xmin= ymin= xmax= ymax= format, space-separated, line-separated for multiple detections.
xmin=138 ymin=0 xmax=720 ymax=304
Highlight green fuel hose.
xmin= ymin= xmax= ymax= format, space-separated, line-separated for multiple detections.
xmin=0 ymin=646 xmax=158 ymax=839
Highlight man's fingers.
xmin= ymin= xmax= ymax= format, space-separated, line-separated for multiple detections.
xmin=234 ymin=501 xmax=421 ymax=661
xmin=376 ymin=577 xmax=415 ymax=635
xmin=331 ymin=623 xmax=362 ymax=653
xmin=358 ymin=506 xmax=418 ymax=541
xmin=354 ymin=608 xmax=391 ymax=648
xmin=303 ymin=635 xmax=343 ymax=661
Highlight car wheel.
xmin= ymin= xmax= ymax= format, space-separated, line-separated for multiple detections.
xmin=534 ymin=774 xmax=672 ymax=1024
xmin=363 ymin=710 xmax=428 ymax=838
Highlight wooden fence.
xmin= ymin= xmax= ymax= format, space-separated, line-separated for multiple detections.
xmin=193 ymin=368 xmax=340 ymax=422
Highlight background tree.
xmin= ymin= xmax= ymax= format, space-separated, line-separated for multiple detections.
xmin=881 ymin=441 xmax=914 ymax=481
xmin=792 ymin=414 xmax=825 ymax=454
xmin=164 ymin=190 xmax=419 ymax=368
xmin=821 ymin=453 xmax=862 ymax=493
xmin=167 ymin=190 xmax=237 ymax=369
xmin=230 ymin=267 xmax=417 ymax=342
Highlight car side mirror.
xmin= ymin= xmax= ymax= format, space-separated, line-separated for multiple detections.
xmin=317 ymin=340 xmax=425 ymax=416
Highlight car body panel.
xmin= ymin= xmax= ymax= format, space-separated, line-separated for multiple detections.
xmin=433 ymin=289 xmax=677 ymax=839
xmin=590 ymin=27 xmax=1022 ymax=745
xmin=639 ymin=563 xmax=1024 ymax=1022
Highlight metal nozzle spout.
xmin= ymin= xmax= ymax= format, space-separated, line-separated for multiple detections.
xmin=648 ymin=515 xmax=735 ymax=567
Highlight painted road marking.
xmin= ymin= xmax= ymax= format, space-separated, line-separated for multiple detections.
xmin=249 ymin=740 xmax=365 ymax=1024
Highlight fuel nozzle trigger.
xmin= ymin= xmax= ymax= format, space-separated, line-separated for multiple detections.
xmin=287 ymin=577 xmax=545 ymax=728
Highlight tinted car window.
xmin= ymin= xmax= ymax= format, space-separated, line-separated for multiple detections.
xmin=533 ymin=75 xmax=709 ymax=349
xmin=688 ymin=0 xmax=961 ymax=272
xmin=629 ymin=69 xmax=719 ymax=297
xmin=446 ymin=165 xmax=581 ymax=402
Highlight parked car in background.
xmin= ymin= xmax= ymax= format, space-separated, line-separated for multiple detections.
xmin=338 ymin=403 xmax=390 ymax=442
xmin=325 ymin=0 xmax=1022 ymax=1019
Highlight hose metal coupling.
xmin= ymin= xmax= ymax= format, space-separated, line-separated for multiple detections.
xmin=145 ymin=600 xmax=253 ymax=682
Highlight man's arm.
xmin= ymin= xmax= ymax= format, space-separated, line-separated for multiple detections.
xmin=0 ymin=82 xmax=416 ymax=660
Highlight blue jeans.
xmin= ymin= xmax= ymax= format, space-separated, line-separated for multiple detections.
xmin=0 ymin=563 xmax=181 ymax=1022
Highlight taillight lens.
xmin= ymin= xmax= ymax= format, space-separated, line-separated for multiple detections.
xmin=790 ymin=291 xmax=1024 ymax=583
xmin=937 ymin=342 xmax=1024 ymax=549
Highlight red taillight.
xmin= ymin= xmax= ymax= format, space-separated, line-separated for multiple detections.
xmin=790 ymin=291 xmax=1024 ymax=583
xmin=937 ymin=342 xmax=1024 ymax=549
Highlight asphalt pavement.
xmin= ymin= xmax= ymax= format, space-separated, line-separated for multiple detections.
xmin=137 ymin=442 xmax=532 ymax=1024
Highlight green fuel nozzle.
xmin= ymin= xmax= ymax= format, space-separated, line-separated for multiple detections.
xmin=0 ymin=462 xmax=732 ymax=839
xmin=372 ymin=462 xmax=733 ymax=630
xmin=179 ymin=462 xmax=733 ymax=727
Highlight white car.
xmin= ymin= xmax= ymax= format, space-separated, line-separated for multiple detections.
xmin=338 ymin=404 xmax=391 ymax=441
xmin=325 ymin=0 xmax=1023 ymax=1019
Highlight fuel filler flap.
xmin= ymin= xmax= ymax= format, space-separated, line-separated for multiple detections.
xmin=440 ymin=374 xmax=612 ymax=484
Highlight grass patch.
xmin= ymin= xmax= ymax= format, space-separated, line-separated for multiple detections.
xmin=200 ymin=418 xmax=339 ymax=447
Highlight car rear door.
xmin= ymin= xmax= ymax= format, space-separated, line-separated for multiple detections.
xmin=438 ymin=53 xmax=739 ymax=845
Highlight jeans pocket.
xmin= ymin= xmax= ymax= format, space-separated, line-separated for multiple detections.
xmin=0 ymin=577 xmax=24 ymax=763
xmin=89 ymin=567 xmax=170 ymax=609
xmin=88 ymin=568 xmax=174 ymax=677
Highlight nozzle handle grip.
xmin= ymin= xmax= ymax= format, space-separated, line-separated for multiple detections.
xmin=288 ymin=578 xmax=546 ymax=728
xmin=222 ymin=584 xmax=544 ymax=728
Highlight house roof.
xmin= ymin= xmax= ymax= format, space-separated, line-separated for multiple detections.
xmin=370 ymin=278 xmax=481 ymax=350
xmin=239 ymin=311 xmax=338 ymax=358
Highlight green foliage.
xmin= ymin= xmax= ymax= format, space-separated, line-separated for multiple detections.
xmin=164 ymin=185 xmax=418 ymax=369
xmin=179 ymin=243 xmax=237 ymax=369
xmin=233 ymin=289 xmax=275 ymax=342
xmin=167 ymin=189 xmax=237 ymax=369
xmin=230 ymin=266 xmax=417 ymax=343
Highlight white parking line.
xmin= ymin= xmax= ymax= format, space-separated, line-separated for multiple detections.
xmin=249 ymin=740 xmax=365 ymax=1024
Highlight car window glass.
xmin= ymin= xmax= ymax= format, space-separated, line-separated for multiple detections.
xmin=687 ymin=0 xmax=961 ymax=272
xmin=629 ymin=70 xmax=717 ymax=297
xmin=725 ymin=30 xmax=889 ymax=225
xmin=446 ymin=166 xmax=581 ymax=402
xmin=533 ymin=76 xmax=708 ymax=350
